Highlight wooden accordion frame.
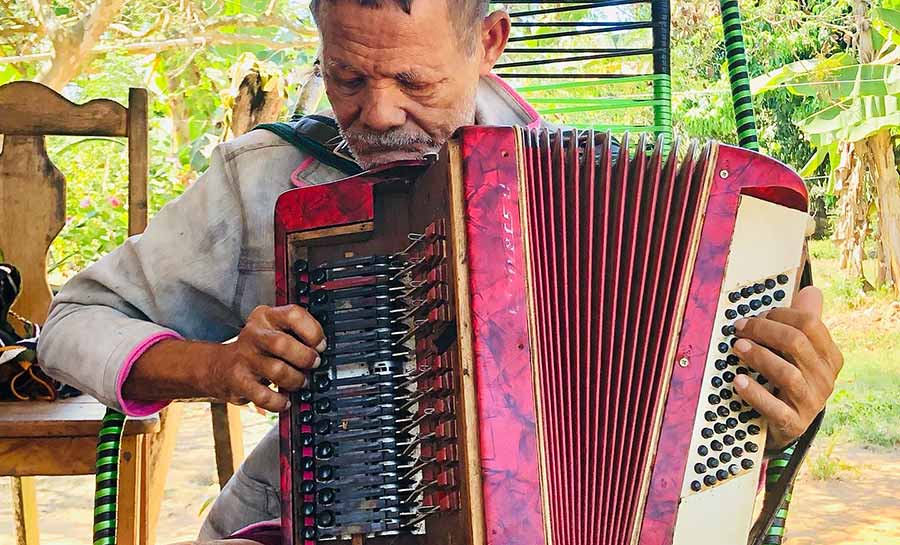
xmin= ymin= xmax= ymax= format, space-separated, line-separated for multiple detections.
xmin=274 ymin=127 xmax=810 ymax=545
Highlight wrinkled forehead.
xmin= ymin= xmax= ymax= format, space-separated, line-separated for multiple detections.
xmin=317 ymin=0 xmax=462 ymax=64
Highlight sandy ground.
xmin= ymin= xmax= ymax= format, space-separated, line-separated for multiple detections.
xmin=0 ymin=403 xmax=897 ymax=545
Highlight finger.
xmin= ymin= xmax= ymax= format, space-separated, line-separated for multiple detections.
xmin=732 ymin=338 xmax=808 ymax=401
xmin=267 ymin=305 xmax=327 ymax=351
xmin=791 ymin=285 xmax=824 ymax=319
xmin=255 ymin=330 xmax=321 ymax=370
xmin=243 ymin=380 xmax=291 ymax=413
xmin=734 ymin=316 xmax=820 ymax=376
xmin=733 ymin=374 xmax=804 ymax=443
xmin=254 ymin=355 xmax=308 ymax=392
xmin=760 ymin=307 xmax=842 ymax=375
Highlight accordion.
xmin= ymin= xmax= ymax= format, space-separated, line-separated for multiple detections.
xmin=275 ymin=127 xmax=810 ymax=545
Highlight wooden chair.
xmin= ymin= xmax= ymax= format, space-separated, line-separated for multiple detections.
xmin=0 ymin=81 xmax=240 ymax=545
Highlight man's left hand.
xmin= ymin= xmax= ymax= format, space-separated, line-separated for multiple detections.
xmin=731 ymin=286 xmax=843 ymax=451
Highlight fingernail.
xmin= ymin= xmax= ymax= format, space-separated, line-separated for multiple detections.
xmin=316 ymin=339 xmax=327 ymax=353
xmin=313 ymin=356 xmax=322 ymax=369
xmin=734 ymin=318 xmax=748 ymax=331
xmin=759 ymin=310 xmax=770 ymax=319
xmin=734 ymin=375 xmax=750 ymax=389
xmin=734 ymin=339 xmax=752 ymax=353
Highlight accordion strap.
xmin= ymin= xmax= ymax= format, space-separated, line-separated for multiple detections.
xmin=255 ymin=116 xmax=363 ymax=176
xmin=748 ymin=409 xmax=824 ymax=545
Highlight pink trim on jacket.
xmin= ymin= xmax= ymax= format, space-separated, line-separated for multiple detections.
xmin=290 ymin=156 xmax=317 ymax=187
xmin=486 ymin=72 xmax=543 ymax=129
xmin=115 ymin=331 xmax=182 ymax=417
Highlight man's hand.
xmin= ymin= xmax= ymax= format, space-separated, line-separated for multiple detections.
xmin=204 ymin=305 xmax=326 ymax=412
xmin=731 ymin=286 xmax=843 ymax=451
xmin=124 ymin=305 xmax=325 ymax=413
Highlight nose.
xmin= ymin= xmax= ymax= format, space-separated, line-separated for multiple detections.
xmin=360 ymin=85 xmax=407 ymax=133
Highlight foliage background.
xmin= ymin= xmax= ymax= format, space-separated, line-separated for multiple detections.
xmin=0 ymin=0 xmax=859 ymax=278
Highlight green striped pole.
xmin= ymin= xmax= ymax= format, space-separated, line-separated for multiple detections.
xmin=720 ymin=0 xmax=760 ymax=151
xmin=651 ymin=0 xmax=673 ymax=144
xmin=763 ymin=445 xmax=796 ymax=544
xmin=94 ymin=409 xmax=126 ymax=545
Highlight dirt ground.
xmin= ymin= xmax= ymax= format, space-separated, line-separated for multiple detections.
xmin=0 ymin=403 xmax=897 ymax=545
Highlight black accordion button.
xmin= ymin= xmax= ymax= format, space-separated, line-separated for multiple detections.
xmin=738 ymin=411 xmax=753 ymax=424
xmin=765 ymin=278 xmax=777 ymax=289
xmin=707 ymin=457 xmax=720 ymax=469
xmin=722 ymin=325 xmax=737 ymax=336
xmin=741 ymin=287 xmax=754 ymax=298
xmin=301 ymin=480 xmax=316 ymax=494
xmin=698 ymin=445 xmax=709 ymax=456
xmin=732 ymin=446 xmax=745 ymax=458
xmin=745 ymin=442 xmax=759 ymax=453
xmin=300 ymin=411 xmax=315 ymax=424
xmin=316 ymin=443 xmax=335 ymax=459
xmin=302 ymin=503 xmax=316 ymax=517
xmin=708 ymin=394 xmax=722 ymax=405
xmin=711 ymin=440 xmax=724 ymax=451
xmin=312 ymin=291 xmax=328 ymax=305
xmin=754 ymin=283 xmax=766 ymax=294
xmin=717 ymin=406 xmax=730 ymax=418
xmin=774 ymin=290 xmax=786 ymax=302
xmin=750 ymin=300 xmax=762 ymax=311
xmin=716 ymin=469 xmax=729 ymax=481
xmin=302 ymin=528 xmax=317 ymax=540
xmin=741 ymin=459 xmax=755 ymax=470
xmin=315 ymin=419 xmax=333 ymax=435
xmin=714 ymin=423 xmax=727 ymax=434
xmin=727 ymin=354 xmax=740 ymax=365
xmin=296 ymin=282 xmax=310 ymax=296
xmin=715 ymin=359 xmax=728 ymax=371
xmin=736 ymin=367 xmax=749 ymax=375
xmin=735 ymin=430 xmax=748 ymax=440
xmin=711 ymin=377 xmax=724 ymax=388
xmin=748 ymin=425 xmax=761 ymax=435
xmin=730 ymin=401 xmax=743 ymax=412
xmin=318 ymin=488 xmax=336 ymax=505
xmin=720 ymin=388 xmax=733 ymax=400
xmin=301 ymin=457 xmax=315 ymax=471
xmin=738 ymin=304 xmax=750 ymax=315
xmin=718 ymin=342 xmax=730 ymax=354
xmin=704 ymin=475 xmax=717 ymax=487
xmin=728 ymin=292 xmax=742 ymax=303
xmin=726 ymin=418 xmax=738 ymax=429
xmin=694 ymin=463 xmax=707 ymax=474
xmin=720 ymin=452 xmax=732 ymax=463
xmin=758 ymin=374 xmax=769 ymax=385
xmin=701 ymin=428 xmax=714 ymax=439
xmin=725 ymin=309 xmax=738 ymax=320
xmin=777 ymin=274 xmax=790 ymax=285
xmin=691 ymin=480 xmax=703 ymax=492
xmin=299 ymin=390 xmax=314 ymax=403
xmin=704 ymin=411 xmax=717 ymax=422
xmin=723 ymin=435 xmax=735 ymax=446
xmin=301 ymin=433 xmax=315 ymax=447
xmin=723 ymin=371 xmax=736 ymax=383
xmin=293 ymin=260 xmax=309 ymax=274
xmin=316 ymin=466 xmax=335 ymax=482
xmin=729 ymin=464 xmax=740 ymax=476
xmin=314 ymin=375 xmax=333 ymax=393
xmin=762 ymin=295 xmax=773 ymax=306
xmin=312 ymin=269 xmax=328 ymax=285
xmin=317 ymin=511 xmax=336 ymax=528
xmin=315 ymin=398 xmax=334 ymax=414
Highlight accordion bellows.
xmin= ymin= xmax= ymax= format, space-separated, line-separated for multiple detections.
xmin=275 ymin=127 xmax=810 ymax=545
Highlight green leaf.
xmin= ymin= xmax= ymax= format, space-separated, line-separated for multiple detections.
xmin=874 ymin=7 xmax=900 ymax=34
xmin=800 ymin=95 xmax=900 ymax=147
xmin=800 ymin=147 xmax=829 ymax=177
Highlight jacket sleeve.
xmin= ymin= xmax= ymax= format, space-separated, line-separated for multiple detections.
xmin=38 ymin=144 xmax=247 ymax=414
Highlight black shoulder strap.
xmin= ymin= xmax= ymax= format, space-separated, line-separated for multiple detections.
xmin=255 ymin=116 xmax=363 ymax=176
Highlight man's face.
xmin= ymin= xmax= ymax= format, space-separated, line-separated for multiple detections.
xmin=318 ymin=1 xmax=485 ymax=169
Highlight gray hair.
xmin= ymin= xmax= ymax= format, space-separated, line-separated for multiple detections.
xmin=309 ymin=0 xmax=491 ymax=51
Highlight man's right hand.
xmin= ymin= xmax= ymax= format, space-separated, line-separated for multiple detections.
xmin=122 ymin=305 xmax=325 ymax=413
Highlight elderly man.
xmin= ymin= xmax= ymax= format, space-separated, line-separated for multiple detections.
xmin=38 ymin=0 xmax=843 ymax=542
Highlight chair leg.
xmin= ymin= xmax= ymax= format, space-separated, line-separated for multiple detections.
xmin=210 ymin=402 xmax=244 ymax=488
xmin=117 ymin=435 xmax=143 ymax=545
xmin=11 ymin=476 xmax=39 ymax=545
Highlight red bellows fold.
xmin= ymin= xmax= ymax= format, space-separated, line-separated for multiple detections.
xmin=520 ymin=130 xmax=706 ymax=545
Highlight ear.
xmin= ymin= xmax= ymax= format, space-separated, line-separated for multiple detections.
xmin=478 ymin=10 xmax=511 ymax=75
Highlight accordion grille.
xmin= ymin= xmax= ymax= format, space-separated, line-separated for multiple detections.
xmin=520 ymin=129 xmax=710 ymax=545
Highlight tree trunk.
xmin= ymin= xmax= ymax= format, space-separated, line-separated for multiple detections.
xmin=866 ymin=130 xmax=900 ymax=293
xmin=833 ymin=141 xmax=870 ymax=284
xmin=222 ymin=66 xmax=286 ymax=140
